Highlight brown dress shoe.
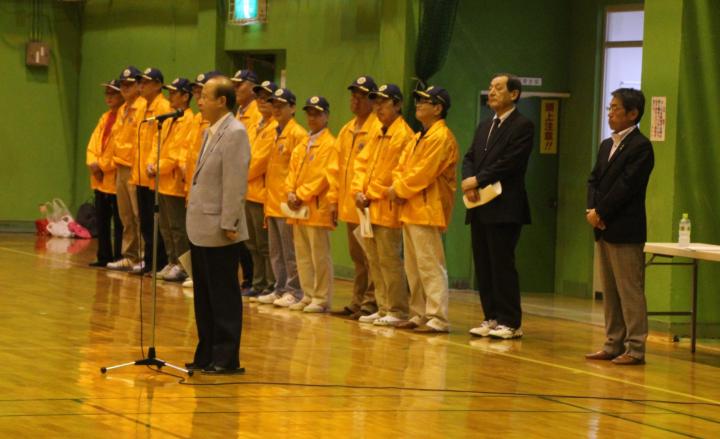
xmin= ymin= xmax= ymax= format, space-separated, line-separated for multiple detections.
xmin=330 ymin=306 xmax=356 ymax=317
xmin=413 ymin=324 xmax=449 ymax=334
xmin=612 ymin=354 xmax=645 ymax=365
xmin=396 ymin=321 xmax=419 ymax=330
xmin=346 ymin=310 xmax=363 ymax=320
xmin=585 ymin=350 xmax=617 ymax=360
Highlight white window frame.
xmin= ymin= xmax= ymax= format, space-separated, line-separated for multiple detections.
xmin=600 ymin=4 xmax=644 ymax=141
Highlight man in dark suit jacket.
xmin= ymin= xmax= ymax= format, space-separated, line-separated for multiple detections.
xmin=462 ymin=74 xmax=534 ymax=340
xmin=185 ymin=77 xmax=250 ymax=374
xmin=585 ymin=88 xmax=654 ymax=366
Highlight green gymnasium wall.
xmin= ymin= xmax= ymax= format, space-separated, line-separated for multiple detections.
xmin=642 ymin=0 xmax=720 ymax=335
xmin=4 ymin=0 xmax=720 ymax=334
xmin=0 ymin=1 xmax=81 ymax=225
xmin=74 ymin=0 xmax=224 ymax=208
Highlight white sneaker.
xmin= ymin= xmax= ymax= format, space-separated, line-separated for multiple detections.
xmin=303 ymin=303 xmax=326 ymax=313
xmin=469 ymin=319 xmax=498 ymax=337
xmin=156 ymin=264 xmax=173 ymax=279
xmin=488 ymin=325 xmax=523 ymax=339
xmin=130 ymin=261 xmax=145 ymax=274
xmin=107 ymin=258 xmax=134 ymax=271
xmin=182 ymin=278 xmax=193 ymax=288
xmin=373 ymin=315 xmax=404 ymax=327
xmin=273 ymin=293 xmax=299 ymax=307
xmin=289 ymin=301 xmax=308 ymax=311
xmin=163 ymin=265 xmax=188 ymax=282
xmin=257 ymin=292 xmax=281 ymax=304
xmin=358 ymin=312 xmax=381 ymax=323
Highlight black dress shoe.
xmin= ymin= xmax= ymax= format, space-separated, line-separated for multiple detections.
xmin=184 ymin=362 xmax=208 ymax=371
xmin=201 ymin=365 xmax=246 ymax=375
xmin=330 ymin=306 xmax=356 ymax=317
xmin=89 ymin=261 xmax=108 ymax=267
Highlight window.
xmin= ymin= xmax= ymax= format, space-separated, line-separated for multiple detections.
xmin=600 ymin=6 xmax=644 ymax=140
xmin=229 ymin=0 xmax=268 ymax=26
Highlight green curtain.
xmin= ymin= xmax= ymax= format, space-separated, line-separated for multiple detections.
xmin=414 ymin=0 xmax=460 ymax=88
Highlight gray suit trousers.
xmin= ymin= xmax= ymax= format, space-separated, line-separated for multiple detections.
xmin=595 ymin=239 xmax=648 ymax=359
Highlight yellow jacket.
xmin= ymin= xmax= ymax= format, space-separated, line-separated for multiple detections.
xmin=148 ymin=107 xmax=194 ymax=197
xmin=184 ymin=112 xmax=210 ymax=198
xmin=247 ymin=117 xmax=277 ymax=204
xmin=328 ymin=113 xmax=382 ymax=223
xmin=352 ymin=116 xmax=415 ymax=228
xmin=86 ymin=110 xmax=120 ymax=194
xmin=236 ymin=99 xmax=262 ymax=133
xmin=131 ymin=94 xmax=172 ymax=187
xmin=391 ymin=119 xmax=458 ymax=230
xmin=285 ymin=129 xmax=337 ymax=229
xmin=264 ymin=118 xmax=308 ymax=218
xmin=112 ymin=98 xmax=146 ymax=168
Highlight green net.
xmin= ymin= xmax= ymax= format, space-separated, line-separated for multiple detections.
xmin=414 ymin=0 xmax=460 ymax=87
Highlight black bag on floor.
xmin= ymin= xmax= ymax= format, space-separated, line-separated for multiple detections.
xmin=76 ymin=201 xmax=98 ymax=238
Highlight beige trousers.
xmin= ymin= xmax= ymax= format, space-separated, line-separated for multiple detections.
xmin=364 ymin=226 xmax=408 ymax=319
xmin=115 ymin=166 xmax=140 ymax=262
xmin=402 ymin=224 xmax=449 ymax=331
xmin=293 ymin=225 xmax=333 ymax=308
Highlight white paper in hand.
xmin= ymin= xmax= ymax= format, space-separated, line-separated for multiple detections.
xmin=355 ymin=207 xmax=373 ymax=238
xmin=280 ymin=202 xmax=309 ymax=219
xmin=463 ymin=181 xmax=502 ymax=208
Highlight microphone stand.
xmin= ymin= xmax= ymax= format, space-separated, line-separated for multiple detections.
xmin=101 ymin=115 xmax=191 ymax=376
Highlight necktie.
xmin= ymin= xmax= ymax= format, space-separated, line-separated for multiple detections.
xmin=485 ymin=118 xmax=501 ymax=151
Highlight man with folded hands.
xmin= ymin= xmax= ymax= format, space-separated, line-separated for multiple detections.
xmin=462 ymin=73 xmax=534 ymax=340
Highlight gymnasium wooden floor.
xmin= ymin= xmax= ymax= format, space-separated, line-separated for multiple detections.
xmin=1 ymin=233 xmax=720 ymax=438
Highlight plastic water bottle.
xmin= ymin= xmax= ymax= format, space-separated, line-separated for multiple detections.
xmin=678 ymin=213 xmax=691 ymax=247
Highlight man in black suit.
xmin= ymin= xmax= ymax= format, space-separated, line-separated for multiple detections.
xmin=462 ymin=74 xmax=534 ymax=340
xmin=585 ymin=88 xmax=654 ymax=366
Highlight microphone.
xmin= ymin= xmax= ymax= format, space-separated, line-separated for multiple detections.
xmin=143 ymin=109 xmax=183 ymax=122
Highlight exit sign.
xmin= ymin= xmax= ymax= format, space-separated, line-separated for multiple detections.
xmin=519 ymin=77 xmax=542 ymax=86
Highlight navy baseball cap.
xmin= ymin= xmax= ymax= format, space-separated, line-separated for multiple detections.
xmin=163 ymin=77 xmax=192 ymax=94
xmin=303 ymin=96 xmax=330 ymax=113
xmin=140 ymin=67 xmax=164 ymax=83
xmin=347 ymin=75 xmax=378 ymax=94
xmin=101 ymin=79 xmax=121 ymax=92
xmin=414 ymin=85 xmax=451 ymax=110
xmin=253 ymin=80 xmax=279 ymax=95
xmin=118 ymin=66 xmax=142 ymax=83
xmin=192 ymin=70 xmax=222 ymax=87
xmin=268 ymin=88 xmax=296 ymax=105
xmin=231 ymin=69 xmax=258 ymax=84
xmin=369 ymin=83 xmax=403 ymax=101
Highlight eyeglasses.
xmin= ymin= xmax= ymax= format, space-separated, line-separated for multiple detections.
xmin=606 ymin=105 xmax=625 ymax=113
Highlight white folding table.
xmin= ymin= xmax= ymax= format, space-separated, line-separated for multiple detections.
xmin=644 ymin=242 xmax=720 ymax=353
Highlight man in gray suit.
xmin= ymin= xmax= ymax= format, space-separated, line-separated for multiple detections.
xmin=185 ymin=77 xmax=250 ymax=374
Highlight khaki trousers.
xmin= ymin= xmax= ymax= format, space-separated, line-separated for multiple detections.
xmin=364 ymin=226 xmax=408 ymax=319
xmin=594 ymin=239 xmax=648 ymax=359
xmin=158 ymin=194 xmax=188 ymax=265
xmin=115 ymin=166 xmax=140 ymax=262
xmin=346 ymin=223 xmax=376 ymax=312
xmin=245 ymin=201 xmax=275 ymax=292
xmin=402 ymin=224 xmax=449 ymax=331
xmin=293 ymin=225 xmax=333 ymax=308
